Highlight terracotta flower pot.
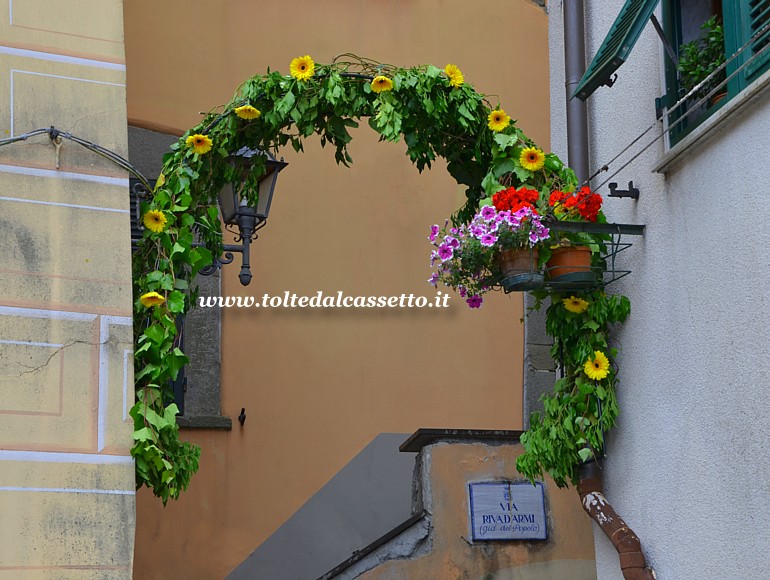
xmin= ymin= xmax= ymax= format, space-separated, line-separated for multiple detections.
xmin=546 ymin=245 xmax=596 ymax=287
xmin=496 ymin=248 xmax=543 ymax=292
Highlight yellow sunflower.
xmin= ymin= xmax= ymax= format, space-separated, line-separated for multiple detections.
xmin=371 ymin=75 xmax=394 ymax=93
xmin=142 ymin=209 xmax=167 ymax=233
xmin=487 ymin=109 xmax=511 ymax=132
xmin=234 ymin=105 xmax=261 ymax=120
xmin=290 ymin=55 xmax=315 ymax=81
xmin=185 ymin=134 xmax=213 ymax=155
xmin=584 ymin=351 xmax=610 ymax=381
xmin=444 ymin=64 xmax=464 ymax=88
xmin=520 ymin=147 xmax=545 ymax=171
xmin=140 ymin=291 xmax=166 ymax=308
xmin=563 ymin=295 xmax=589 ymax=314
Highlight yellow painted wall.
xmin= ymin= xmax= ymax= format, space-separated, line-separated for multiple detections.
xmin=0 ymin=0 xmax=135 ymax=577
xmin=125 ymin=1 xmax=551 ymax=577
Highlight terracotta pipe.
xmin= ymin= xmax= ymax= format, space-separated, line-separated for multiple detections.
xmin=577 ymin=461 xmax=657 ymax=580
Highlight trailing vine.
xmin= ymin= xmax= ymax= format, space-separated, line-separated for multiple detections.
xmin=515 ymin=290 xmax=630 ymax=486
xmin=132 ymin=54 xmax=628 ymax=501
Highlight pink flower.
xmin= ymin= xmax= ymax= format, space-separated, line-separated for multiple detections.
xmin=467 ymin=295 xmax=483 ymax=308
xmin=444 ymin=235 xmax=460 ymax=248
xmin=480 ymin=205 xmax=497 ymax=221
xmin=480 ymin=233 xmax=498 ymax=247
xmin=437 ymin=243 xmax=454 ymax=261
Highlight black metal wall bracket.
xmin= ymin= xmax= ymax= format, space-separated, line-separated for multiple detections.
xmin=608 ymin=181 xmax=640 ymax=200
xmin=602 ymin=73 xmax=618 ymax=89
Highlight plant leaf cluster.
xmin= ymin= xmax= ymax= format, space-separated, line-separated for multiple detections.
xmin=517 ymin=290 xmax=630 ymax=486
xmin=677 ymin=16 xmax=726 ymax=98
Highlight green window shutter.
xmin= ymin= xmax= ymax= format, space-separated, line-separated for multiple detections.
xmin=573 ymin=0 xmax=661 ymax=101
xmin=744 ymin=0 xmax=770 ymax=81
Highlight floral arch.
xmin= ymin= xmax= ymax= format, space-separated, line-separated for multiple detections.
xmin=133 ymin=55 xmax=627 ymax=503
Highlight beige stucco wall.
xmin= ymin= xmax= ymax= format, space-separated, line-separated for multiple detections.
xmin=0 ymin=1 xmax=135 ymax=578
xmin=361 ymin=441 xmax=596 ymax=579
xmin=125 ymin=1 xmax=552 ymax=578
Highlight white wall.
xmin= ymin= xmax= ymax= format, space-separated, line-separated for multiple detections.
xmin=548 ymin=2 xmax=770 ymax=578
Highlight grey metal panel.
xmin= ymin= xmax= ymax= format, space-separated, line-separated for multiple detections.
xmin=227 ymin=433 xmax=413 ymax=580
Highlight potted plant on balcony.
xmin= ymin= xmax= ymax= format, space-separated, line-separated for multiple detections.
xmin=545 ymin=186 xmax=606 ymax=286
xmin=677 ymin=15 xmax=727 ymax=105
xmin=428 ymin=191 xmax=551 ymax=308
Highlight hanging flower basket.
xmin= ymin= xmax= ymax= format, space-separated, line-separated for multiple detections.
xmin=497 ymin=247 xmax=543 ymax=291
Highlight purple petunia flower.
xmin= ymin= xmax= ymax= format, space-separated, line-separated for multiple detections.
xmin=480 ymin=233 xmax=498 ymax=247
xmin=469 ymin=225 xmax=485 ymax=238
xmin=429 ymin=225 xmax=440 ymax=242
xmin=428 ymin=272 xmax=439 ymax=286
xmin=430 ymin=251 xmax=439 ymax=266
xmin=466 ymin=295 xmax=483 ymax=308
xmin=444 ymin=235 xmax=460 ymax=248
xmin=529 ymin=231 xmax=539 ymax=244
xmin=480 ymin=205 xmax=497 ymax=221
xmin=513 ymin=207 xmax=531 ymax=220
xmin=437 ymin=243 xmax=454 ymax=261
xmin=458 ymin=285 xmax=467 ymax=298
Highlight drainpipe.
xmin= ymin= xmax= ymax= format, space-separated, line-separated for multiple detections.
xmin=563 ymin=0 xmax=589 ymax=184
xmin=578 ymin=462 xmax=656 ymax=580
xmin=563 ymin=3 xmax=656 ymax=579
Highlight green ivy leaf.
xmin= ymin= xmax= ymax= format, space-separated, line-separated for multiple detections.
xmin=143 ymin=408 xmax=170 ymax=431
xmin=481 ymin=172 xmax=505 ymax=196
xmin=493 ymin=158 xmax=516 ymax=178
xmin=578 ymin=448 xmax=593 ymax=462
xmin=493 ymin=133 xmax=518 ymax=150
xmin=167 ymin=290 xmax=185 ymax=313
xmin=144 ymin=324 xmax=166 ymax=345
xmin=133 ymin=427 xmax=155 ymax=442
xmin=513 ymin=164 xmax=532 ymax=182
xmin=276 ymin=90 xmax=296 ymax=116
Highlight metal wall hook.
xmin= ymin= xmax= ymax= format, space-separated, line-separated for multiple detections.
xmin=608 ymin=181 xmax=640 ymax=199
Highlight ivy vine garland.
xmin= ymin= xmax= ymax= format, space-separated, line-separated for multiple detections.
xmin=133 ymin=54 xmax=629 ymax=502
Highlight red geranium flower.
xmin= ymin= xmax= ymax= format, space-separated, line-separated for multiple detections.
xmin=550 ymin=186 xmax=603 ymax=221
xmin=549 ymin=190 xmax=567 ymax=206
xmin=494 ymin=187 xmax=540 ymax=213
xmin=564 ymin=196 xmax=579 ymax=208
xmin=577 ymin=193 xmax=603 ymax=221
xmin=492 ymin=188 xmax=513 ymax=211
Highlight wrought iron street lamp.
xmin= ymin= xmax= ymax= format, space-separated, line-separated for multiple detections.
xmin=216 ymin=147 xmax=288 ymax=285
xmin=130 ymin=147 xmax=287 ymax=286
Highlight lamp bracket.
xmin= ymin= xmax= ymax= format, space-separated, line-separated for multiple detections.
xmin=129 ymin=178 xmax=259 ymax=285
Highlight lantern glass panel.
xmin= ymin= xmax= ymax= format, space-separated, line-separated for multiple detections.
xmin=218 ymin=149 xmax=286 ymax=224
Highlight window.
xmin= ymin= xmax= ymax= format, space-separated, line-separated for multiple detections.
xmin=662 ymin=0 xmax=770 ymax=143
xmin=129 ymin=127 xmax=231 ymax=430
